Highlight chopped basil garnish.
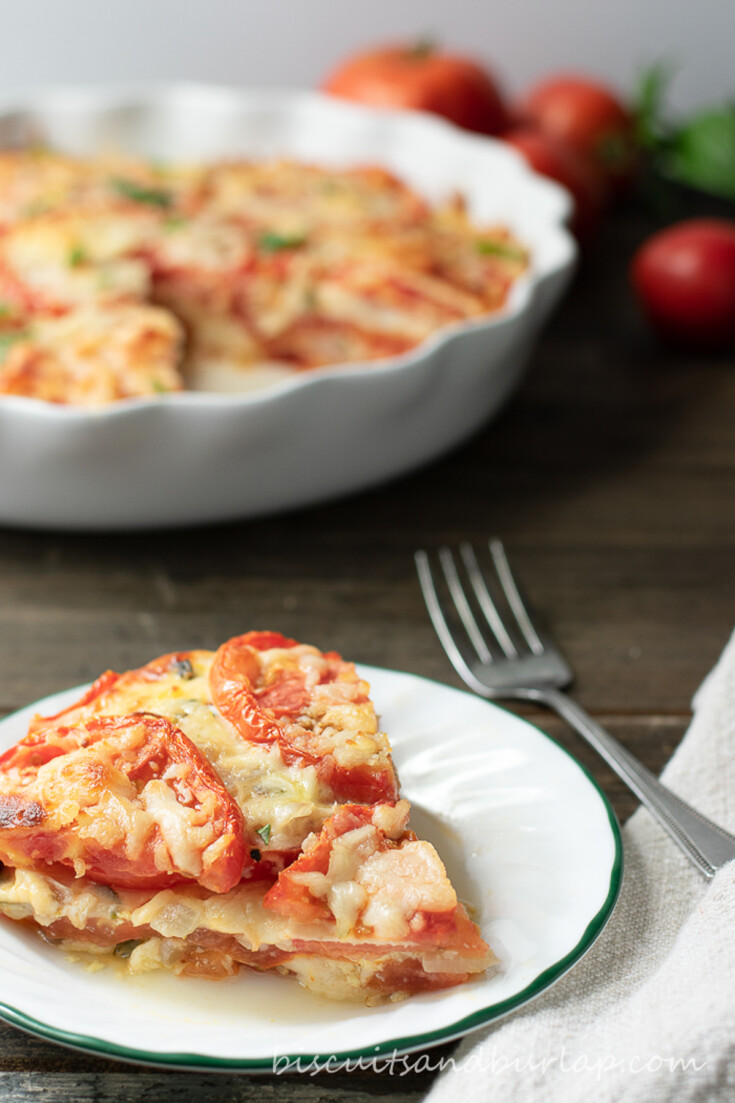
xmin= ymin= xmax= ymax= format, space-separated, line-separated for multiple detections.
xmin=258 ymin=231 xmax=306 ymax=253
xmin=68 ymin=244 xmax=87 ymax=268
xmin=170 ymin=657 xmax=194 ymax=679
xmin=22 ymin=199 xmax=51 ymax=219
xmin=163 ymin=214 xmax=187 ymax=231
xmin=476 ymin=239 xmax=526 ymax=262
xmin=110 ymin=177 xmax=173 ymax=208
xmin=114 ymin=939 xmax=143 ymax=958
xmin=0 ymin=331 xmax=28 ymax=361
xmin=256 ymin=824 xmax=271 ymax=845
xmin=150 ymin=379 xmax=169 ymax=394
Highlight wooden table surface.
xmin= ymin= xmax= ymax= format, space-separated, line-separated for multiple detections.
xmin=0 ymin=200 xmax=733 ymax=1102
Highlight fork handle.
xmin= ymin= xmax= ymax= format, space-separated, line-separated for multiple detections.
xmin=540 ymin=687 xmax=735 ymax=878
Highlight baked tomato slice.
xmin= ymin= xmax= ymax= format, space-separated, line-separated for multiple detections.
xmin=263 ymin=803 xmax=382 ymax=923
xmin=24 ymin=669 xmax=121 ymax=737
xmin=0 ymin=713 xmax=247 ymax=893
xmin=264 ymin=798 xmax=489 ymax=960
xmin=25 ymin=653 xmax=204 ymax=738
xmin=209 ymin=632 xmax=398 ymax=804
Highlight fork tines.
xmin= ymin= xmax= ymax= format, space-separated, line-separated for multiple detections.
xmin=415 ymin=539 xmax=545 ymax=676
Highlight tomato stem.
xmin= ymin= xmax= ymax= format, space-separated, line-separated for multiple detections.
xmin=407 ymin=38 xmax=436 ymax=61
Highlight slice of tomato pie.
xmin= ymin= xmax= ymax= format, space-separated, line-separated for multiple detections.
xmin=0 ymin=632 xmax=494 ymax=1003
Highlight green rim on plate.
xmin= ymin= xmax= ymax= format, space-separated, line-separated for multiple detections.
xmin=0 ymin=673 xmax=624 ymax=1072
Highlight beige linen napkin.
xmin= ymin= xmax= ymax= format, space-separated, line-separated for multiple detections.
xmin=426 ymin=629 xmax=735 ymax=1103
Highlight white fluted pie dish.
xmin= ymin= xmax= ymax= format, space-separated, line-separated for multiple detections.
xmin=0 ymin=85 xmax=576 ymax=530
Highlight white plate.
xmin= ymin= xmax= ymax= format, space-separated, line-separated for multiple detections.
xmin=0 ymin=666 xmax=621 ymax=1071
xmin=0 ymin=85 xmax=576 ymax=530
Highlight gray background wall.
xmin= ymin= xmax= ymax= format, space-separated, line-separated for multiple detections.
xmin=4 ymin=0 xmax=732 ymax=114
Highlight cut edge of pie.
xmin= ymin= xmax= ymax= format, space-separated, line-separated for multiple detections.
xmin=0 ymin=632 xmax=496 ymax=1004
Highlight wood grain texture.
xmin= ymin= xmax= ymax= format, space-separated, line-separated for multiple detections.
xmin=0 ymin=198 xmax=733 ymax=1099
xmin=0 ymin=1069 xmax=440 ymax=1101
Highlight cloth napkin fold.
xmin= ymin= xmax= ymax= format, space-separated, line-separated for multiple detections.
xmin=426 ymin=629 xmax=735 ymax=1103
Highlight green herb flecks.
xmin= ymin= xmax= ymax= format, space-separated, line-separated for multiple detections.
xmin=476 ymin=239 xmax=526 ymax=262
xmin=258 ymin=230 xmax=307 ymax=253
xmin=110 ymin=177 xmax=173 ymax=208
xmin=256 ymin=824 xmax=271 ymax=846
xmin=21 ymin=199 xmax=52 ymax=219
xmin=150 ymin=379 xmax=169 ymax=394
xmin=170 ymin=657 xmax=195 ymax=679
xmin=163 ymin=214 xmax=187 ymax=231
xmin=114 ymin=939 xmax=144 ymax=959
xmin=0 ymin=331 xmax=28 ymax=362
xmin=68 ymin=243 xmax=87 ymax=268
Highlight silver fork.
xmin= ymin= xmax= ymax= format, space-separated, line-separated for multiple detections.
xmin=415 ymin=538 xmax=735 ymax=879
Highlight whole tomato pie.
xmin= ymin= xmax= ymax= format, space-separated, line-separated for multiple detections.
xmin=0 ymin=632 xmax=494 ymax=1003
xmin=0 ymin=150 xmax=528 ymax=405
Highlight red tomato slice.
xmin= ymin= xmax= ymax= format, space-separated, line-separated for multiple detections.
xmin=209 ymin=634 xmax=398 ymax=804
xmin=240 ymin=631 xmax=301 ymax=652
xmin=0 ymin=713 xmax=247 ymax=893
xmin=264 ymin=801 xmax=486 ymax=955
xmin=209 ymin=634 xmax=285 ymax=747
xmin=25 ymin=669 xmax=120 ymax=738
xmin=25 ymin=653 xmax=202 ymax=738
xmin=264 ymin=805 xmax=377 ymax=923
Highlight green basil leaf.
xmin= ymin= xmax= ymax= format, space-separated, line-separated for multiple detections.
xmin=110 ymin=177 xmax=173 ymax=208
xmin=163 ymin=214 xmax=187 ymax=231
xmin=256 ymin=823 xmax=271 ymax=845
xmin=68 ymin=244 xmax=87 ymax=268
xmin=0 ymin=331 xmax=28 ymax=362
xmin=258 ymin=231 xmax=306 ymax=253
xmin=666 ymin=107 xmax=735 ymax=200
xmin=476 ymin=239 xmax=525 ymax=262
xmin=114 ymin=939 xmax=144 ymax=958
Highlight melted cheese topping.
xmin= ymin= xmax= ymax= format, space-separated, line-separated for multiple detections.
xmin=0 ymin=720 xmax=225 ymax=882
xmin=0 ymin=151 xmax=529 ymax=405
xmin=292 ymin=824 xmax=457 ymax=941
xmin=359 ymin=843 xmax=457 ymax=939
xmin=0 ymin=304 xmax=183 ymax=403
xmin=0 ymin=867 xmax=121 ymax=929
xmin=0 ymin=862 xmax=454 ymax=952
xmin=2 ymin=207 xmax=156 ymax=309
xmin=247 ymin=643 xmax=394 ymax=783
xmin=35 ymin=651 xmax=345 ymax=852
xmin=0 ymin=634 xmax=494 ymax=1003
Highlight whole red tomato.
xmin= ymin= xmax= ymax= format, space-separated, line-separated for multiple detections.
xmin=519 ymin=76 xmax=635 ymax=190
xmin=503 ymin=127 xmax=609 ymax=242
xmin=321 ymin=42 xmax=508 ymax=136
xmin=631 ymin=219 xmax=735 ymax=347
